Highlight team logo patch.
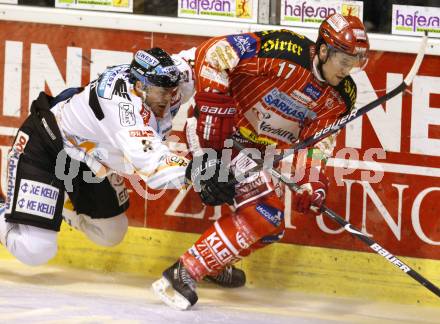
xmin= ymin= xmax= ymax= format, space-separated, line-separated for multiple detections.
xmin=325 ymin=98 xmax=335 ymax=109
xmin=119 ymin=103 xmax=136 ymax=127
xmin=112 ymin=79 xmax=131 ymax=101
xmin=97 ymin=65 xmax=127 ymax=99
xmin=226 ymin=34 xmax=257 ymax=59
xmin=15 ymin=179 xmax=59 ymax=219
xmin=303 ymin=83 xmax=322 ymax=101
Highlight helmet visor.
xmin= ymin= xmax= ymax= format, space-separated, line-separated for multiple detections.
xmin=329 ymin=48 xmax=369 ymax=74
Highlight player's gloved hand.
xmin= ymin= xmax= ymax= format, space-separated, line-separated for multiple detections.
xmin=293 ymin=167 xmax=329 ymax=215
xmin=185 ymin=154 xmax=235 ymax=206
xmin=194 ymin=92 xmax=236 ymax=151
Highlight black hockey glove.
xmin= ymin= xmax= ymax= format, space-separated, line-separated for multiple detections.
xmin=186 ymin=154 xmax=236 ymax=206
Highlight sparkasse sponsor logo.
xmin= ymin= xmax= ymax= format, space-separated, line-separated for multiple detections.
xmin=263 ymin=88 xmax=310 ymax=120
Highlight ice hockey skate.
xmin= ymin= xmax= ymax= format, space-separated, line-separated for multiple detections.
xmin=152 ymin=260 xmax=198 ymax=310
xmin=203 ymin=265 xmax=246 ymax=288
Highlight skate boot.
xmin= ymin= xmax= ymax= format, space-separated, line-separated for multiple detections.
xmin=152 ymin=260 xmax=198 ymax=310
xmin=204 ymin=265 xmax=246 ymax=288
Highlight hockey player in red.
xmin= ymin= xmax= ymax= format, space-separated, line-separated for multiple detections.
xmin=153 ymin=13 xmax=370 ymax=310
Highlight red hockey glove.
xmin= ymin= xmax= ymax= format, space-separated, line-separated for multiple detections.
xmin=194 ymin=92 xmax=236 ymax=151
xmin=293 ymin=167 xmax=329 ymax=215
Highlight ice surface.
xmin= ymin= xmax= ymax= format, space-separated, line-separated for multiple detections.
xmin=0 ymin=259 xmax=438 ymax=324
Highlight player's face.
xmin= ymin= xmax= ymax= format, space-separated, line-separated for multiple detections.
xmin=138 ymin=82 xmax=177 ymax=118
xmin=322 ymin=51 xmax=361 ymax=86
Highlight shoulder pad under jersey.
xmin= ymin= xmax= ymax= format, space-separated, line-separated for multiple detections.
xmin=333 ymin=75 xmax=357 ymax=113
xmin=255 ymin=30 xmax=314 ymax=68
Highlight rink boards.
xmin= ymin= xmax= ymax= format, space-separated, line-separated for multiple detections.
xmin=0 ymin=6 xmax=439 ymax=307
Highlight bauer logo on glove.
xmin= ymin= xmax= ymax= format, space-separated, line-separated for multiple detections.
xmin=194 ymin=92 xmax=237 ymax=150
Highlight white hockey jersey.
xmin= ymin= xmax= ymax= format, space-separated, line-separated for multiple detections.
xmin=50 ymin=52 xmax=195 ymax=190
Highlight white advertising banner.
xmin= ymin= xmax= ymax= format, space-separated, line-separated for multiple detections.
xmin=55 ymin=0 xmax=133 ymax=13
xmin=0 ymin=1 xmax=18 ymax=3
xmin=392 ymin=5 xmax=440 ymax=38
xmin=178 ymin=0 xmax=258 ymax=23
xmin=280 ymin=0 xmax=363 ymax=28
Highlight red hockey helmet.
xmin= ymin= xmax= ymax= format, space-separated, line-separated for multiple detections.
xmin=318 ymin=13 xmax=370 ymax=70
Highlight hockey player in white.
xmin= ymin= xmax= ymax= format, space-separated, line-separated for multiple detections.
xmin=0 ymin=47 xmax=195 ymax=266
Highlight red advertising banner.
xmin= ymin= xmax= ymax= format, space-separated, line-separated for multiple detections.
xmin=0 ymin=21 xmax=438 ymax=260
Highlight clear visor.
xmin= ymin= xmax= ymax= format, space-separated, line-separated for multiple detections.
xmin=330 ymin=49 xmax=369 ymax=74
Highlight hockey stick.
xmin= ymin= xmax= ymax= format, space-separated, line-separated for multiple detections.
xmin=234 ymin=33 xmax=428 ymax=179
